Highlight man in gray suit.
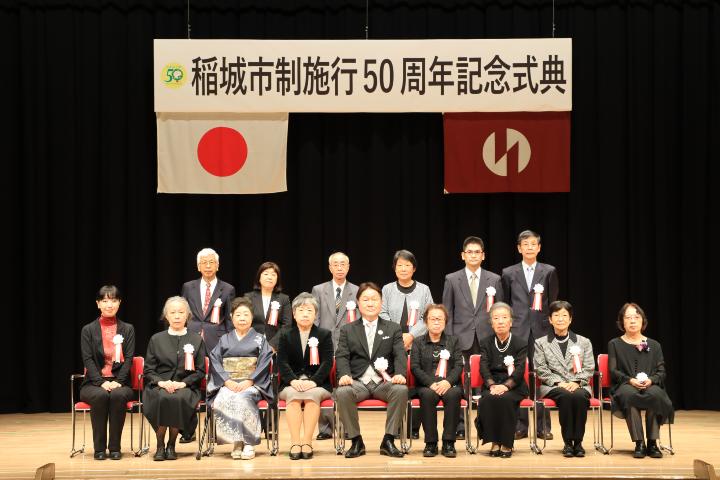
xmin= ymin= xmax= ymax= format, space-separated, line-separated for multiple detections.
xmin=311 ymin=251 xmax=359 ymax=439
xmin=502 ymin=230 xmax=559 ymax=439
xmin=334 ymin=282 xmax=408 ymax=458
xmin=442 ymin=236 xmax=504 ymax=438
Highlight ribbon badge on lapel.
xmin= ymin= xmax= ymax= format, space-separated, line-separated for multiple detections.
xmin=374 ymin=357 xmax=392 ymax=382
xmin=112 ymin=334 xmax=124 ymax=363
xmin=210 ymin=298 xmax=222 ymax=324
xmin=435 ymin=349 xmax=450 ymax=378
xmin=407 ymin=300 xmax=420 ymax=327
xmin=308 ymin=336 xmax=320 ymax=365
xmin=183 ymin=344 xmax=195 ymax=371
xmin=267 ymin=300 xmax=280 ymax=326
xmin=346 ymin=301 xmax=357 ymax=323
xmin=531 ymin=284 xmax=544 ymax=311
xmin=569 ymin=345 xmax=582 ymax=373
xmin=485 ymin=286 xmax=496 ymax=312
xmin=504 ymin=355 xmax=515 ymax=376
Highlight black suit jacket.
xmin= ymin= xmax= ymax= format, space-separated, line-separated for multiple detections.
xmin=181 ymin=278 xmax=236 ymax=351
xmin=478 ymin=333 xmax=529 ymax=397
xmin=335 ymin=318 xmax=407 ymax=380
xmin=244 ymin=290 xmax=292 ymax=349
xmin=410 ymin=332 xmax=464 ymax=388
xmin=501 ymin=262 xmax=558 ymax=341
xmin=276 ymin=324 xmax=334 ymax=392
xmin=80 ymin=318 xmax=135 ymax=388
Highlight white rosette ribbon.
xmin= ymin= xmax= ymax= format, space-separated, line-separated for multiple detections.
xmin=504 ymin=355 xmax=515 ymax=376
xmin=569 ymin=345 xmax=582 ymax=373
xmin=308 ymin=336 xmax=320 ymax=365
xmin=435 ymin=349 xmax=451 ymax=378
xmin=407 ymin=300 xmax=420 ymax=327
xmin=374 ymin=357 xmax=392 ymax=382
xmin=210 ymin=298 xmax=222 ymax=324
xmin=183 ymin=343 xmax=195 ymax=371
xmin=346 ymin=301 xmax=357 ymax=323
xmin=636 ymin=372 xmax=649 ymax=383
xmin=485 ymin=286 xmax=496 ymax=312
xmin=112 ymin=334 xmax=124 ymax=363
xmin=267 ymin=300 xmax=280 ymax=326
xmin=531 ymin=284 xmax=544 ymax=311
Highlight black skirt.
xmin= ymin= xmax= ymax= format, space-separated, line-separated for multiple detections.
xmin=143 ymin=386 xmax=201 ymax=431
xmin=475 ymin=389 xmax=524 ymax=449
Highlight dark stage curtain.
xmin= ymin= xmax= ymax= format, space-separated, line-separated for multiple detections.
xmin=0 ymin=0 xmax=717 ymax=412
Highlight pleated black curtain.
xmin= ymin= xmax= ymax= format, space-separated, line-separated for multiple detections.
xmin=0 ymin=0 xmax=717 ymax=412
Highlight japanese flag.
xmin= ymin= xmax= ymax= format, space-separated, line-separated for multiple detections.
xmin=157 ymin=112 xmax=288 ymax=194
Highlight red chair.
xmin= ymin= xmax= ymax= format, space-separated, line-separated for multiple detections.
xmin=406 ymin=356 xmax=468 ymax=451
xmin=466 ymin=354 xmax=536 ymax=454
xmin=70 ymin=356 xmax=144 ymax=457
xmin=596 ymin=353 xmax=674 ymax=455
xmin=334 ymin=356 xmax=412 ymax=455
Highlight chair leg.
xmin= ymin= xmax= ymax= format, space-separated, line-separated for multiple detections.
xmin=659 ymin=423 xmax=674 ymax=455
xmin=333 ymin=404 xmax=345 ymax=455
xmin=70 ymin=407 xmax=85 ymax=458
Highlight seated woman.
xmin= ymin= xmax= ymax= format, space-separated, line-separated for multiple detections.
xmin=475 ymin=302 xmax=528 ymax=458
xmin=243 ymin=261 xmax=292 ymax=350
xmin=79 ymin=285 xmax=135 ymax=460
xmin=609 ymin=303 xmax=674 ymax=459
xmin=207 ymin=297 xmax=273 ymax=460
xmin=143 ymin=296 xmax=206 ymax=461
xmin=276 ymin=292 xmax=333 ymax=460
xmin=534 ymin=300 xmax=594 ymax=457
xmin=410 ymin=304 xmax=463 ymax=458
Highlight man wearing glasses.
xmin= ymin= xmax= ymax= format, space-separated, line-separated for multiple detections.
xmin=442 ymin=236 xmax=504 ymax=438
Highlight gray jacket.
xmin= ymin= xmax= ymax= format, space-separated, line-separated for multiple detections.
xmin=533 ymin=331 xmax=595 ymax=398
xmin=379 ymin=281 xmax=433 ymax=339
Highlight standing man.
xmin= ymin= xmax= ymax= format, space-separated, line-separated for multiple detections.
xmin=502 ymin=230 xmax=559 ymax=440
xmin=442 ymin=236 xmax=504 ymax=438
xmin=311 ymin=251 xmax=359 ymax=440
xmin=335 ymin=282 xmax=408 ymax=458
xmin=179 ymin=247 xmax=236 ymax=443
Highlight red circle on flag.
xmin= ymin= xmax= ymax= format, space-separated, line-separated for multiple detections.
xmin=197 ymin=127 xmax=248 ymax=177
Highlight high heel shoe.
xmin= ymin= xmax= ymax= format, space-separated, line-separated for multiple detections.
xmin=289 ymin=444 xmax=302 ymax=460
xmin=301 ymin=444 xmax=314 ymax=459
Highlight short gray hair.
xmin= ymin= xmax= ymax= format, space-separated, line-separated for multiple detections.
xmin=292 ymin=292 xmax=319 ymax=315
xmin=162 ymin=296 xmax=191 ymax=323
xmin=196 ymin=248 xmax=219 ymax=264
xmin=328 ymin=251 xmax=349 ymax=264
xmin=488 ymin=301 xmax=513 ymax=323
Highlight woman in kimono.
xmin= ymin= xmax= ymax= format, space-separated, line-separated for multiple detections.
xmin=143 ymin=296 xmax=206 ymax=461
xmin=207 ymin=296 xmax=273 ymax=460
xmin=609 ymin=303 xmax=674 ymax=458
xmin=475 ymin=302 xmax=528 ymax=458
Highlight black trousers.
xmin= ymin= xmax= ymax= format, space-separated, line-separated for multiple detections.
xmin=543 ymin=387 xmax=590 ymax=442
xmin=417 ymin=386 xmax=463 ymax=443
xmin=79 ymin=384 xmax=133 ymax=453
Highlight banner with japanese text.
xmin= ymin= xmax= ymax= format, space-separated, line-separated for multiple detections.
xmin=154 ymin=38 xmax=571 ymax=113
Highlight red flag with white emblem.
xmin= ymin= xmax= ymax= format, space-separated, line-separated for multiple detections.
xmin=157 ymin=112 xmax=288 ymax=194
xmin=443 ymin=112 xmax=570 ymax=193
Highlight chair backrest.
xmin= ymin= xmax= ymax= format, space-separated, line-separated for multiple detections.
xmin=469 ymin=354 xmax=483 ymax=389
xmin=131 ymin=356 xmax=144 ymax=390
xmin=597 ymin=354 xmax=610 ymax=388
xmin=406 ymin=354 xmax=415 ymax=388
xmin=329 ymin=358 xmax=337 ymax=388
xmin=201 ymin=356 xmax=209 ymax=390
xmin=524 ymin=358 xmax=530 ymax=387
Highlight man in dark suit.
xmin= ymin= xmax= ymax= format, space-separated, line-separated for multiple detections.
xmin=442 ymin=236 xmax=504 ymax=438
xmin=311 ymin=251 xmax=359 ymax=439
xmin=501 ymin=230 xmax=559 ymax=440
xmin=335 ymin=282 xmax=408 ymax=458
xmin=179 ymin=247 xmax=236 ymax=443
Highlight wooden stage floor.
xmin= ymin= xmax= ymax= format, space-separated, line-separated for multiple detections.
xmin=0 ymin=410 xmax=718 ymax=480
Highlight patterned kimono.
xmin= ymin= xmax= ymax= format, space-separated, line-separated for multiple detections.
xmin=207 ymin=328 xmax=273 ymax=445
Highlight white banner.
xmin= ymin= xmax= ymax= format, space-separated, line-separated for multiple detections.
xmin=154 ymin=38 xmax=571 ymax=113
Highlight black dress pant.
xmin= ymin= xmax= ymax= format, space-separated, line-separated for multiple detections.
xmin=79 ymin=384 xmax=133 ymax=453
xmin=543 ymin=387 xmax=590 ymax=442
xmin=417 ymin=386 xmax=463 ymax=443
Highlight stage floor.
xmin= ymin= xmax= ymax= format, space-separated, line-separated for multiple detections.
xmin=0 ymin=410 xmax=717 ymax=480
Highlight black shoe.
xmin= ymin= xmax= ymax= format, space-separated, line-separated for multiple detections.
xmin=538 ymin=432 xmax=554 ymax=440
xmin=423 ymin=443 xmax=438 ymax=457
xmin=289 ymin=444 xmax=302 ymax=460
xmin=562 ymin=442 xmax=574 ymax=458
xmin=441 ymin=443 xmax=457 ymax=458
xmin=573 ymin=443 xmax=586 ymax=457
xmin=179 ymin=434 xmax=196 ymax=444
xmin=455 ymin=430 xmax=465 ymax=440
xmin=345 ymin=437 xmax=366 ymax=458
xmin=301 ymin=444 xmax=314 ymax=460
xmin=633 ymin=441 xmax=647 ymax=459
xmin=514 ymin=431 xmax=528 ymax=440
xmin=164 ymin=445 xmax=177 ymax=460
xmin=499 ymin=450 xmax=513 ymax=458
xmin=316 ymin=432 xmax=332 ymax=441
xmin=646 ymin=441 xmax=662 ymax=458
xmin=411 ymin=431 xmax=420 ymax=440
xmin=93 ymin=451 xmax=107 ymax=460
xmin=108 ymin=451 xmax=121 ymax=460
xmin=489 ymin=448 xmax=502 ymax=457
xmin=153 ymin=447 xmax=165 ymax=461
xmin=379 ymin=438 xmax=404 ymax=458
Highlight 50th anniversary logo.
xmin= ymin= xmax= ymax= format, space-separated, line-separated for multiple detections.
xmin=161 ymin=63 xmax=186 ymax=89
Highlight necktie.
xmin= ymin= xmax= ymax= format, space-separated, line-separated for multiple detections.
xmin=202 ymin=282 xmax=211 ymax=316
xmin=366 ymin=323 xmax=375 ymax=352
xmin=335 ymin=287 xmax=341 ymax=313
xmin=470 ymin=273 xmax=478 ymax=308
xmin=525 ymin=267 xmax=534 ymax=291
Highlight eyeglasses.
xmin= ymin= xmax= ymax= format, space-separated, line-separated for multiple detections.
xmin=464 ymin=250 xmax=483 ymax=255
xmin=199 ymin=260 xmax=217 ymax=266
xmin=624 ymin=315 xmax=642 ymax=320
